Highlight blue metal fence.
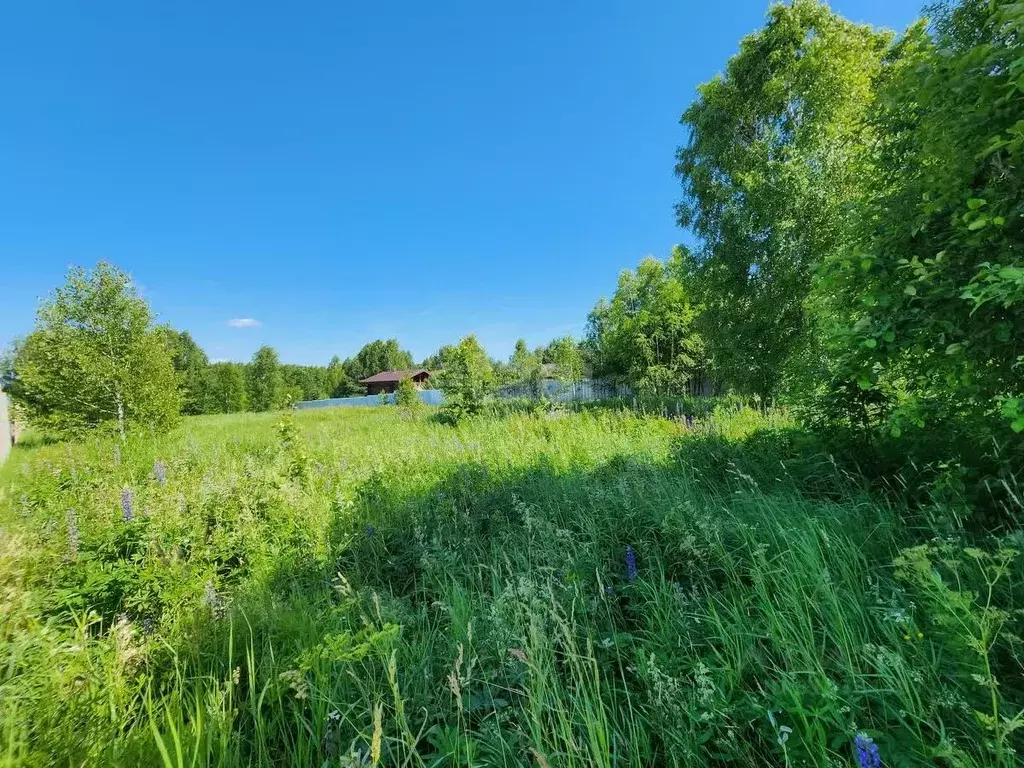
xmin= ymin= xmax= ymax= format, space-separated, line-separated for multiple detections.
xmin=294 ymin=380 xmax=635 ymax=411
xmin=295 ymin=389 xmax=445 ymax=410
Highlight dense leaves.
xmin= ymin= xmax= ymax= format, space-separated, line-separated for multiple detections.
xmin=247 ymin=346 xmax=284 ymax=412
xmin=586 ymin=248 xmax=705 ymax=396
xmin=816 ymin=0 xmax=1024 ymax=442
xmin=437 ymin=335 xmax=495 ymax=423
xmin=2 ymin=262 xmax=180 ymax=438
xmin=676 ymin=0 xmax=892 ymax=398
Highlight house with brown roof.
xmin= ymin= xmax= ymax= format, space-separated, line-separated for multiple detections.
xmin=360 ymin=369 xmax=432 ymax=395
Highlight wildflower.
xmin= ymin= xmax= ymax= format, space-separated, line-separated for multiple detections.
xmin=625 ymin=545 xmax=638 ymax=582
xmin=855 ymin=733 xmax=881 ymax=768
xmin=153 ymin=460 xmax=167 ymax=485
xmin=365 ymin=525 xmax=376 ymax=537
xmin=121 ymin=488 xmax=134 ymax=521
xmin=203 ymin=581 xmax=227 ymax=618
xmin=604 ymin=585 xmax=615 ymax=596
xmin=67 ymin=510 xmax=79 ymax=558
xmin=142 ymin=617 xmax=155 ymax=636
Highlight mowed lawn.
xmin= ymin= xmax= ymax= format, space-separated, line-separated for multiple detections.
xmin=0 ymin=405 xmax=1018 ymax=766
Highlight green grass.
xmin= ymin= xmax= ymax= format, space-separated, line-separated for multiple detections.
xmin=1 ymin=404 xmax=1021 ymax=766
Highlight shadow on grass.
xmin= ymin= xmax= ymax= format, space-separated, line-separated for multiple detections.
xmin=46 ymin=421 xmax=1018 ymax=765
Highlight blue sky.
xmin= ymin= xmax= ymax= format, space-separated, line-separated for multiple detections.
xmin=1 ymin=0 xmax=923 ymax=365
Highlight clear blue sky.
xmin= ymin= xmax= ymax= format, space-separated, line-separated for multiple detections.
xmin=1 ymin=0 xmax=922 ymax=365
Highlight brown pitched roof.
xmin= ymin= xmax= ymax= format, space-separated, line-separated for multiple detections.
xmin=360 ymin=369 xmax=430 ymax=384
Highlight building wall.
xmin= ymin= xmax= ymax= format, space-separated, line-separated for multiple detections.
xmin=366 ymin=373 xmax=432 ymax=395
xmin=0 ymin=391 xmax=14 ymax=465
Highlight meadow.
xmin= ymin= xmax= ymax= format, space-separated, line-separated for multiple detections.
xmin=0 ymin=403 xmax=1021 ymax=767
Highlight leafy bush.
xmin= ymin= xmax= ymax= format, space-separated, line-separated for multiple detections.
xmin=394 ymin=377 xmax=421 ymax=411
xmin=436 ymin=335 xmax=495 ymax=424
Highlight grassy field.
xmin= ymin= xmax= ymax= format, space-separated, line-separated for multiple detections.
xmin=1 ymin=404 xmax=1021 ymax=766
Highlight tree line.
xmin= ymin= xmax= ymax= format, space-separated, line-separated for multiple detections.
xmin=3 ymin=0 xmax=1021 ymax=467
xmin=0 ymin=262 xmax=592 ymax=436
xmin=600 ymin=0 xmax=1023 ymax=453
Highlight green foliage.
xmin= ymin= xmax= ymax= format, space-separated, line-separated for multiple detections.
xmin=203 ymin=362 xmax=247 ymax=413
xmin=395 ymin=377 xmax=421 ymax=411
xmin=544 ymin=336 xmax=586 ymax=381
xmin=280 ymin=364 xmax=334 ymax=402
xmin=676 ymin=0 xmax=892 ymax=398
xmin=246 ymin=346 xmax=283 ymax=412
xmin=587 ymin=249 xmax=705 ymax=396
xmin=344 ymin=339 xmax=415 ymax=384
xmin=157 ymin=328 xmax=209 ymax=415
xmin=421 ymin=344 xmax=457 ymax=372
xmin=508 ymin=339 xmax=539 ymax=381
xmin=2 ymin=262 xmax=181 ymax=439
xmin=327 ymin=355 xmax=362 ymax=398
xmin=815 ymin=0 xmax=1024 ymax=440
xmin=437 ymin=335 xmax=495 ymax=424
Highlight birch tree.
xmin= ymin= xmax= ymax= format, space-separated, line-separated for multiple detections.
xmin=4 ymin=262 xmax=180 ymax=438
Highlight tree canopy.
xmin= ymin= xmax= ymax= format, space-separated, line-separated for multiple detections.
xmin=586 ymin=249 xmax=705 ymax=396
xmin=676 ymin=0 xmax=892 ymax=398
xmin=3 ymin=262 xmax=180 ymax=438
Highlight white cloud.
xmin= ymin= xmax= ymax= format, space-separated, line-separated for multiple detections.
xmin=227 ymin=318 xmax=261 ymax=328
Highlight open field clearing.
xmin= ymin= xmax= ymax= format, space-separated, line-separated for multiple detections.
xmin=2 ymin=405 xmax=1020 ymax=766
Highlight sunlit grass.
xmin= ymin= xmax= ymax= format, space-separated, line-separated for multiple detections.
xmin=0 ymin=404 xmax=1020 ymax=766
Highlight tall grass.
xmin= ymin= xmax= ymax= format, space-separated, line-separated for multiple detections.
xmin=0 ymin=405 xmax=1020 ymax=766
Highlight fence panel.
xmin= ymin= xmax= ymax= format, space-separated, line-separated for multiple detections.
xmin=295 ymin=389 xmax=446 ymax=410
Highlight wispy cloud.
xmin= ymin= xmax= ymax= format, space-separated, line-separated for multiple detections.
xmin=227 ymin=318 xmax=261 ymax=328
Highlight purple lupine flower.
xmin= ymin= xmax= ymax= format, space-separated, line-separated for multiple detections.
xmin=203 ymin=581 xmax=227 ymax=618
xmin=67 ymin=510 xmax=79 ymax=558
xmin=625 ymin=545 xmax=638 ymax=582
xmin=855 ymin=733 xmax=881 ymax=768
xmin=153 ymin=460 xmax=167 ymax=485
xmin=121 ymin=488 xmax=134 ymax=522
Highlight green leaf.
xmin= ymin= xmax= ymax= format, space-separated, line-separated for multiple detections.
xmin=1013 ymin=417 xmax=1024 ymax=434
xmin=967 ymin=216 xmax=990 ymax=231
xmin=890 ymin=425 xmax=902 ymax=438
xmin=904 ymin=284 xmax=917 ymax=296
xmin=883 ymin=331 xmax=895 ymax=342
xmin=863 ymin=338 xmax=877 ymax=349
xmin=946 ymin=343 xmax=962 ymax=355
xmin=857 ymin=376 xmax=872 ymax=391
xmin=966 ymin=198 xmax=987 ymax=210
xmin=860 ymin=259 xmax=873 ymax=271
